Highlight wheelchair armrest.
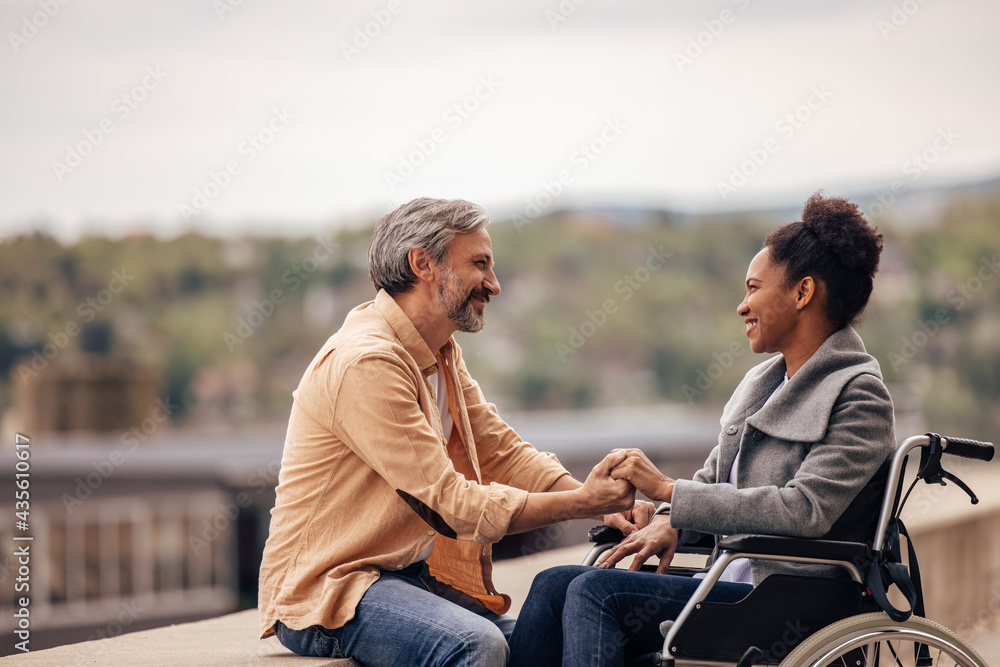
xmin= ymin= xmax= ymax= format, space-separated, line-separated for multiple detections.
xmin=588 ymin=525 xmax=624 ymax=544
xmin=587 ymin=525 xmax=716 ymax=555
xmin=717 ymin=534 xmax=873 ymax=565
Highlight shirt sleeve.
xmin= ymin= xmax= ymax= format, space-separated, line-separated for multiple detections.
xmin=455 ymin=353 xmax=570 ymax=492
xmin=670 ymin=374 xmax=895 ymax=539
xmin=331 ymin=352 xmax=529 ymax=545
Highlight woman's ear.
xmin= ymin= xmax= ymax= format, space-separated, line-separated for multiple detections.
xmin=795 ymin=276 xmax=816 ymax=310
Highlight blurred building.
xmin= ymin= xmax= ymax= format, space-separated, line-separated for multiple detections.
xmin=15 ymin=354 xmax=160 ymax=433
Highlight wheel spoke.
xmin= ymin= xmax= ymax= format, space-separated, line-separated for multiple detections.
xmin=863 ymin=640 xmax=878 ymax=667
xmin=885 ymin=638 xmax=902 ymax=666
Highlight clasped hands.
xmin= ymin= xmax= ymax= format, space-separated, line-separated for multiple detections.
xmin=599 ymin=448 xmax=680 ymax=573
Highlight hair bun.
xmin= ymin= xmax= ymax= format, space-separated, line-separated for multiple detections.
xmin=801 ymin=192 xmax=883 ymax=276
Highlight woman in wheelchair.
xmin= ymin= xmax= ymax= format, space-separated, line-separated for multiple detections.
xmin=508 ymin=192 xmax=896 ymax=666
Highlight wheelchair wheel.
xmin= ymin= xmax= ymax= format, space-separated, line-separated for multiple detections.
xmin=779 ymin=612 xmax=987 ymax=667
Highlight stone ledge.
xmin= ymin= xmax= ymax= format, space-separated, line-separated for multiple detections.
xmin=0 ymin=609 xmax=357 ymax=667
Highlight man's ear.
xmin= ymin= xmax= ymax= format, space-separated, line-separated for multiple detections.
xmin=408 ymin=247 xmax=437 ymax=284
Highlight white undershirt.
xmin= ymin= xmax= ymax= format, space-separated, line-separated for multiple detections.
xmin=714 ymin=374 xmax=788 ymax=584
xmin=411 ymin=368 xmax=454 ymax=564
xmin=426 ymin=369 xmax=454 ymax=443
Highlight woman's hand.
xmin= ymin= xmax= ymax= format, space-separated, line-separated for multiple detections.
xmin=576 ymin=450 xmax=637 ymax=517
xmin=610 ymin=449 xmax=676 ymax=502
xmin=596 ymin=514 xmax=679 ymax=573
xmin=603 ymin=499 xmax=656 ymax=536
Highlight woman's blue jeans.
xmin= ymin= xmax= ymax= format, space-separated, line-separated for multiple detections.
xmin=274 ymin=561 xmax=514 ymax=667
xmin=508 ymin=565 xmax=752 ymax=667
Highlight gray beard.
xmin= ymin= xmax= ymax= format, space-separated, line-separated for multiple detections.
xmin=437 ymin=268 xmax=485 ymax=333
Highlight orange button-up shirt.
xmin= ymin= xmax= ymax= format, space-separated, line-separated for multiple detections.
xmin=258 ymin=289 xmax=570 ymax=637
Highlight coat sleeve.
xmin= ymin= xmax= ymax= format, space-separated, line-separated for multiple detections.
xmin=669 ymin=374 xmax=895 ymax=538
xmin=674 ymin=442 xmax=721 ymax=546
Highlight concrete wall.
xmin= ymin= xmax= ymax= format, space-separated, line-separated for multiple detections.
xmin=905 ymin=465 xmax=1000 ymax=632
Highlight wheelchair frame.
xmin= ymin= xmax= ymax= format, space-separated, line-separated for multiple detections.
xmin=582 ymin=433 xmax=995 ymax=667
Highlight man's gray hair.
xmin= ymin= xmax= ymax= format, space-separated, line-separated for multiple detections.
xmin=368 ymin=198 xmax=490 ymax=296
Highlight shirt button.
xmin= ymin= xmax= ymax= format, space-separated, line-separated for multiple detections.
xmin=427 ymin=530 xmax=434 ymax=536
xmin=726 ymin=424 xmax=738 ymax=435
xmin=754 ymin=430 xmax=764 ymax=441
xmin=395 ymin=565 xmax=403 ymax=570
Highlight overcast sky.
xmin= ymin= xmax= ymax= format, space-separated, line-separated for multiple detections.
xmin=1 ymin=0 xmax=998 ymax=239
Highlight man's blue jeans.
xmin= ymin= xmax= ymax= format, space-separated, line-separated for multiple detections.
xmin=274 ymin=562 xmax=514 ymax=667
xmin=508 ymin=565 xmax=752 ymax=667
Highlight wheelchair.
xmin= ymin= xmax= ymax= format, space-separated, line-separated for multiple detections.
xmin=582 ymin=433 xmax=995 ymax=667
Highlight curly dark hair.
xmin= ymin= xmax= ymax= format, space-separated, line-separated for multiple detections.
xmin=763 ymin=192 xmax=884 ymax=330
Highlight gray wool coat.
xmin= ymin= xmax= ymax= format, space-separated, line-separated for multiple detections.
xmin=669 ymin=326 xmax=897 ymax=584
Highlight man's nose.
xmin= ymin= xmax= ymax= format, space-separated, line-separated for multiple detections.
xmin=484 ymin=270 xmax=501 ymax=297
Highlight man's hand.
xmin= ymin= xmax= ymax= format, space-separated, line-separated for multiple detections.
xmin=577 ymin=450 xmax=636 ymax=517
xmin=596 ymin=514 xmax=680 ymax=573
xmin=603 ymin=500 xmax=655 ymax=536
xmin=610 ymin=449 xmax=676 ymax=502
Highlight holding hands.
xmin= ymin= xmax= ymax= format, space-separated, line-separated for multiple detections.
xmin=579 ymin=450 xmax=656 ymax=536
xmin=598 ymin=449 xmax=681 ymax=572
xmin=609 ymin=449 xmax=676 ymax=502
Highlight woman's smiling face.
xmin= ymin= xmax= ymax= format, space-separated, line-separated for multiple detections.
xmin=737 ymin=247 xmax=801 ymax=355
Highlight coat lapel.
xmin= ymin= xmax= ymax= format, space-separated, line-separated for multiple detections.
xmin=747 ymin=327 xmax=884 ymax=443
xmin=717 ymin=355 xmax=786 ymax=483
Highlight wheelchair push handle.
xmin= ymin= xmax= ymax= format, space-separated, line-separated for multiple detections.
xmin=941 ymin=435 xmax=995 ymax=462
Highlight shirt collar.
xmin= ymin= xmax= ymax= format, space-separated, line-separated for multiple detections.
xmin=373 ymin=289 xmax=447 ymax=377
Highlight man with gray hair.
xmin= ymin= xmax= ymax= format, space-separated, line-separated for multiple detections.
xmin=259 ymin=197 xmax=648 ymax=666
